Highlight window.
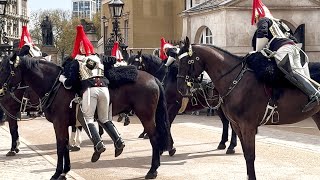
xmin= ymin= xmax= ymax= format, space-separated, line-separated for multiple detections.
xmin=200 ymin=27 xmax=213 ymax=44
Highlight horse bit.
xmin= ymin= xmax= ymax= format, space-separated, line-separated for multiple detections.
xmin=177 ymin=46 xmax=223 ymax=110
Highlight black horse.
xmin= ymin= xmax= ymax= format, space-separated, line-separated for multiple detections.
xmin=176 ymin=37 xmax=320 ymax=179
xmin=128 ymin=51 xmax=237 ymax=154
xmin=0 ymin=54 xmax=173 ymax=179
xmin=0 ymin=84 xmax=41 ymax=156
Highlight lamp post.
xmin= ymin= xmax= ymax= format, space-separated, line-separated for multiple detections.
xmin=0 ymin=0 xmax=12 ymax=57
xmin=104 ymin=0 xmax=128 ymax=59
xmin=102 ymin=16 xmax=108 ymax=55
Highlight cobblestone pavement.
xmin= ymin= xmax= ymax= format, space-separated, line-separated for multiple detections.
xmin=0 ymin=115 xmax=319 ymax=180
xmin=0 ymin=123 xmax=84 ymax=180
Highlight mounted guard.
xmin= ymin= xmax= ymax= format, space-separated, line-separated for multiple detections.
xmin=252 ymin=0 xmax=320 ymax=112
xmin=59 ymin=25 xmax=125 ymax=162
xmin=18 ymin=26 xmax=42 ymax=57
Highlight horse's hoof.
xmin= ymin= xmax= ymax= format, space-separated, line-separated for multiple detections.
xmin=160 ymin=151 xmax=164 ymax=156
xmin=117 ymin=116 xmax=123 ymax=122
xmin=124 ymin=119 xmax=130 ymax=126
xmin=145 ymin=171 xmax=158 ymax=179
xmin=226 ymin=148 xmax=235 ymax=154
xmin=217 ymin=143 xmax=226 ymax=150
xmin=14 ymin=148 xmax=20 ymax=153
xmin=6 ymin=151 xmax=16 ymax=156
xmin=58 ymin=173 xmax=67 ymax=180
xmin=138 ymin=133 xmax=145 ymax=138
xmin=169 ymin=148 xmax=176 ymax=156
xmin=70 ymin=146 xmax=80 ymax=152
xmin=51 ymin=173 xmax=60 ymax=180
xmin=143 ymin=134 xmax=149 ymax=139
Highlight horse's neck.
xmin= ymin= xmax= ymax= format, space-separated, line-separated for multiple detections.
xmin=22 ymin=62 xmax=60 ymax=97
xmin=143 ymin=56 xmax=164 ymax=78
xmin=202 ymin=49 xmax=241 ymax=94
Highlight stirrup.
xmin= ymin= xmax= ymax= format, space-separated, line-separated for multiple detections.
xmin=302 ymin=97 xmax=320 ymax=112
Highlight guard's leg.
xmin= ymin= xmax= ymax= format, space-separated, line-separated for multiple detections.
xmin=82 ymin=89 xmax=106 ymax=162
xmin=97 ymin=87 xmax=125 ymax=157
xmin=276 ymin=45 xmax=320 ymax=112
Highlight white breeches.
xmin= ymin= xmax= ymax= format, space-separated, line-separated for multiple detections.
xmin=82 ymin=87 xmax=110 ymax=124
xmin=70 ymin=128 xmax=82 ymax=147
xmin=275 ymin=44 xmax=310 ymax=78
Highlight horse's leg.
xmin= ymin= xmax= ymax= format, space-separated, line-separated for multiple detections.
xmin=139 ymin=117 xmax=160 ymax=179
xmin=165 ymin=103 xmax=180 ymax=156
xmin=239 ymin=124 xmax=257 ymax=180
xmin=215 ymin=109 xmax=228 ymax=150
xmin=6 ymin=116 xmax=20 ymax=156
xmin=51 ymin=123 xmax=70 ymax=180
xmin=226 ymin=126 xmax=237 ymax=154
xmin=123 ymin=113 xmax=130 ymax=126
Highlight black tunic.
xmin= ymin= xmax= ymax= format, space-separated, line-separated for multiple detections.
xmin=64 ymin=60 xmax=109 ymax=94
xmin=255 ymin=17 xmax=295 ymax=51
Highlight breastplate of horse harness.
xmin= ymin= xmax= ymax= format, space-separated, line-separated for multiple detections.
xmin=78 ymin=55 xmax=104 ymax=80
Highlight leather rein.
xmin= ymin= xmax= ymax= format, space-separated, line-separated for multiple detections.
xmin=176 ymin=45 xmax=251 ymax=109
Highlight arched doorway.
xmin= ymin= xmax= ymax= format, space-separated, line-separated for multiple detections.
xmin=195 ymin=26 xmax=213 ymax=44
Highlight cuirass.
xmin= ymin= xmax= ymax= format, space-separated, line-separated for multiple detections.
xmin=77 ymin=55 xmax=104 ymax=80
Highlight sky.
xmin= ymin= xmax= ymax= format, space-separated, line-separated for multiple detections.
xmin=29 ymin=0 xmax=71 ymax=12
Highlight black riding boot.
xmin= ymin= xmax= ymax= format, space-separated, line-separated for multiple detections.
xmin=102 ymin=121 xmax=125 ymax=157
xmin=293 ymin=74 xmax=320 ymax=112
xmin=88 ymin=123 xmax=106 ymax=162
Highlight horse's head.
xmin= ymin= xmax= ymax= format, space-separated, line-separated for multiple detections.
xmin=0 ymin=53 xmax=23 ymax=97
xmin=176 ymin=37 xmax=205 ymax=97
xmin=128 ymin=50 xmax=145 ymax=70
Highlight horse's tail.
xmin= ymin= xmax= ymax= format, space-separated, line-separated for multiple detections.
xmin=155 ymin=78 xmax=173 ymax=152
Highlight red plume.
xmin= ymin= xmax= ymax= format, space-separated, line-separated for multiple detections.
xmin=111 ymin=41 xmax=123 ymax=61
xmin=251 ymin=0 xmax=272 ymax=25
xmin=160 ymin=37 xmax=168 ymax=60
xmin=19 ymin=26 xmax=34 ymax=48
xmin=71 ymin=25 xmax=95 ymax=58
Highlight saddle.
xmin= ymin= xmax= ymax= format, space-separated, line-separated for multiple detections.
xmin=246 ymin=52 xmax=320 ymax=87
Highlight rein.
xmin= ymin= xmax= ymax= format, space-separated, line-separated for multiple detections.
xmin=177 ymin=45 xmax=252 ymax=109
xmin=0 ymin=56 xmax=62 ymax=118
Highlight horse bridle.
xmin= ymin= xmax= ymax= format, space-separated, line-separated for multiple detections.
xmin=176 ymin=45 xmax=200 ymax=88
xmin=0 ymin=56 xmax=62 ymax=114
xmin=0 ymin=56 xmax=21 ymax=97
xmin=177 ymin=45 xmax=251 ymax=109
xmin=133 ymin=56 xmax=146 ymax=70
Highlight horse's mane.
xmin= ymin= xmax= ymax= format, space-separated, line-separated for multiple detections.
xmin=201 ymin=44 xmax=243 ymax=60
xmin=139 ymin=54 xmax=179 ymax=81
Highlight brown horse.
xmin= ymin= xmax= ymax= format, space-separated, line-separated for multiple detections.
xmin=0 ymin=85 xmax=41 ymax=156
xmin=176 ymin=37 xmax=320 ymax=180
xmin=128 ymin=52 xmax=237 ymax=154
xmin=0 ymin=54 xmax=173 ymax=179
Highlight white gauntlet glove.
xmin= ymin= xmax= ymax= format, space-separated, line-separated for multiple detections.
xmin=59 ymin=75 xmax=71 ymax=89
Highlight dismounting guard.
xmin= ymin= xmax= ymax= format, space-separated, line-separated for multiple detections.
xmin=252 ymin=0 xmax=320 ymax=112
xmin=59 ymin=25 xmax=125 ymax=162
xmin=159 ymin=37 xmax=180 ymax=73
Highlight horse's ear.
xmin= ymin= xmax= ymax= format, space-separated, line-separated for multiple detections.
xmin=138 ymin=49 xmax=142 ymax=57
xmin=185 ymin=36 xmax=190 ymax=47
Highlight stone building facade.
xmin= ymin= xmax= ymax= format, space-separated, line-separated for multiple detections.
xmin=1 ymin=0 xmax=29 ymax=45
xmin=181 ymin=0 xmax=320 ymax=61
xmin=99 ymin=0 xmax=184 ymax=54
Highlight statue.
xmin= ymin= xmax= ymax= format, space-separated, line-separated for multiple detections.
xmin=41 ymin=16 xmax=54 ymax=46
